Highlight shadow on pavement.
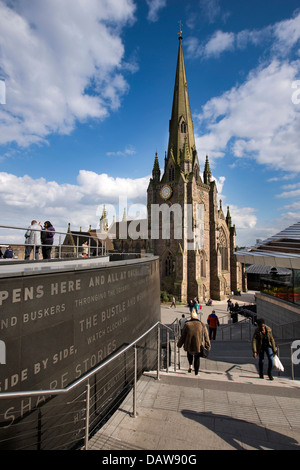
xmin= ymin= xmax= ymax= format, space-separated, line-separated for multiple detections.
xmin=181 ymin=409 xmax=300 ymax=450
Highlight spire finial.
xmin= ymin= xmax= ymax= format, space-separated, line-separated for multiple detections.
xmin=178 ymin=21 xmax=183 ymax=39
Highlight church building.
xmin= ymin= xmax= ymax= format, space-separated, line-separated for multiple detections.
xmin=65 ymin=33 xmax=244 ymax=302
xmin=146 ymin=32 xmax=244 ymax=302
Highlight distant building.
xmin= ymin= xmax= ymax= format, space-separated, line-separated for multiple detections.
xmin=235 ymin=221 xmax=300 ymax=337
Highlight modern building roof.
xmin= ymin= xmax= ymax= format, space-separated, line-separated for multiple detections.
xmin=235 ymin=221 xmax=300 ymax=269
xmin=245 ymin=264 xmax=291 ymax=275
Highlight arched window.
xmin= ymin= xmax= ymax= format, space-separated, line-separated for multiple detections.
xmin=180 ymin=121 xmax=186 ymax=133
xmin=169 ymin=165 xmax=175 ymax=181
xmin=165 ymin=252 xmax=175 ymax=277
xmin=219 ymin=228 xmax=228 ymax=271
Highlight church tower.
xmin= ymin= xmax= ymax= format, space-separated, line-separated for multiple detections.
xmin=147 ymin=32 xmax=242 ymax=302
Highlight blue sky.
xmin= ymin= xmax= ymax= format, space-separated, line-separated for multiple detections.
xmin=0 ymin=0 xmax=300 ymax=247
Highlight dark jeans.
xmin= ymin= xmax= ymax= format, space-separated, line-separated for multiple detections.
xmin=259 ymin=346 xmax=274 ymax=376
xmin=25 ymin=245 xmax=40 ymax=260
xmin=187 ymin=352 xmax=201 ymax=375
xmin=209 ymin=327 xmax=217 ymax=340
xmin=42 ymin=244 xmax=53 ymax=259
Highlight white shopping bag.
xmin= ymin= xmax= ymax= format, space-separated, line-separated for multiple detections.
xmin=274 ymin=354 xmax=284 ymax=372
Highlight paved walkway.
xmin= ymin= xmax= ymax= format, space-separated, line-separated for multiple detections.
xmin=88 ymin=293 xmax=300 ymax=451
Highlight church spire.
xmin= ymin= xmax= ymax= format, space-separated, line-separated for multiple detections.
xmin=152 ymin=152 xmax=161 ymax=182
xmin=203 ymin=155 xmax=212 ymax=184
xmin=167 ymin=30 xmax=196 ymax=170
xmin=226 ymin=206 xmax=232 ymax=228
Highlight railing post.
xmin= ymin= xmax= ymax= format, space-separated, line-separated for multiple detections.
xmin=133 ymin=345 xmax=137 ymax=418
xmin=166 ymin=330 xmax=169 ymax=373
xmin=157 ymin=326 xmax=160 ymax=381
xmin=291 ymin=345 xmax=295 ymax=380
xmin=84 ymin=382 xmax=90 ymax=450
xmin=58 ymin=235 xmax=62 ymax=259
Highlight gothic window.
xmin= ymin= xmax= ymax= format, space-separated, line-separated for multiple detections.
xmin=169 ymin=165 xmax=175 ymax=181
xmin=165 ymin=252 xmax=175 ymax=277
xmin=180 ymin=121 xmax=186 ymax=133
xmin=200 ymin=250 xmax=206 ymax=278
xmin=219 ymin=228 xmax=228 ymax=271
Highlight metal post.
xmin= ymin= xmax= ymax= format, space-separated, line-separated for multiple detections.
xmin=166 ymin=330 xmax=169 ymax=373
xmin=58 ymin=235 xmax=61 ymax=259
xmin=174 ymin=339 xmax=177 ymax=371
xmin=84 ymin=382 xmax=90 ymax=450
xmin=133 ymin=345 xmax=137 ymax=417
xmin=291 ymin=345 xmax=295 ymax=380
xmin=157 ymin=326 xmax=160 ymax=381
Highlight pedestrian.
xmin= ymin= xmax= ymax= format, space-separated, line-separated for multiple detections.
xmin=3 ymin=246 xmax=14 ymax=259
xmin=24 ymin=220 xmax=42 ymax=260
xmin=207 ymin=310 xmax=220 ymax=340
xmin=170 ymin=295 xmax=176 ymax=308
xmin=82 ymin=241 xmax=89 ymax=257
xmin=252 ymin=318 xmax=277 ymax=380
xmin=188 ymin=300 xmax=194 ymax=314
xmin=227 ymin=298 xmax=231 ymax=312
xmin=179 ymin=314 xmax=187 ymax=334
xmin=194 ymin=300 xmax=199 ymax=315
xmin=177 ymin=311 xmax=211 ymax=376
xmin=41 ymin=221 xmax=55 ymax=259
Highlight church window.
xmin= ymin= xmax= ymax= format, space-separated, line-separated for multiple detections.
xmin=180 ymin=121 xmax=186 ymax=133
xmin=219 ymin=229 xmax=228 ymax=271
xmin=169 ymin=165 xmax=175 ymax=181
xmin=165 ymin=252 xmax=175 ymax=277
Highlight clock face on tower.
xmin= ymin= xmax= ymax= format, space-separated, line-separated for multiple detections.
xmin=160 ymin=184 xmax=172 ymax=200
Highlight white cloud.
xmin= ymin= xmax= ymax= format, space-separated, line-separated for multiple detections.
xmin=0 ymin=0 xmax=136 ymax=147
xmin=146 ymin=0 xmax=167 ymax=22
xmin=227 ymin=205 xmax=257 ymax=230
xmin=0 ymin=170 xmax=149 ymax=243
xmin=187 ymin=11 xmax=300 ymax=60
xmin=106 ymin=146 xmax=136 ymax=156
xmin=195 ymin=59 xmax=300 ymax=172
xmin=204 ymin=30 xmax=235 ymax=58
xmin=186 ymin=30 xmax=234 ymax=59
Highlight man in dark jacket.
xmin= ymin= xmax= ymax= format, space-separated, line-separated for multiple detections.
xmin=177 ymin=311 xmax=211 ymax=375
xmin=252 ymin=318 xmax=277 ymax=380
xmin=207 ymin=310 xmax=220 ymax=340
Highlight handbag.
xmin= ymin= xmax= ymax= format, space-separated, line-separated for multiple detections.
xmin=199 ymin=322 xmax=209 ymax=358
xmin=273 ymin=354 xmax=284 ymax=372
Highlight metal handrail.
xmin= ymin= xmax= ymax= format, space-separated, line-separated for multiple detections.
xmin=0 ymin=321 xmax=172 ymax=400
xmin=0 ymin=224 xmax=107 ymax=260
xmin=0 ymin=320 xmax=174 ymax=450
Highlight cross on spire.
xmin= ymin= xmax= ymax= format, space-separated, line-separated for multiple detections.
xmin=178 ymin=21 xmax=183 ymax=39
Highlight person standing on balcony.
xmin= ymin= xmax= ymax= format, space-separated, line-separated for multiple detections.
xmin=252 ymin=318 xmax=277 ymax=380
xmin=41 ymin=221 xmax=55 ymax=259
xmin=24 ymin=220 xmax=42 ymax=260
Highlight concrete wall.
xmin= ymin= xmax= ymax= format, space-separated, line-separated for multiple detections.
xmin=0 ymin=256 xmax=161 ymax=449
